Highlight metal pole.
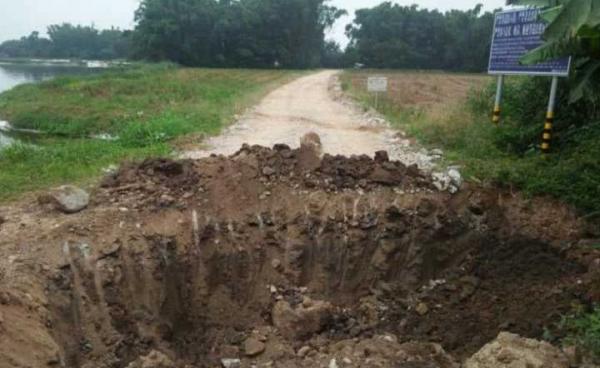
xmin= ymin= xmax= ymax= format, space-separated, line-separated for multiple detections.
xmin=492 ymin=75 xmax=504 ymax=124
xmin=542 ymin=76 xmax=559 ymax=154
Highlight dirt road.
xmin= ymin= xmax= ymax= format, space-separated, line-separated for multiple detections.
xmin=183 ymin=70 xmax=436 ymax=169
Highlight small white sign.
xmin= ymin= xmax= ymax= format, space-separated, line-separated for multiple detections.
xmin=367 ymin=76 xmax=388 ymax=92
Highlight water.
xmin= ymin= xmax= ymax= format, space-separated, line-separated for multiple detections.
xmin=0 ymin=61 xmax=109 ymax=148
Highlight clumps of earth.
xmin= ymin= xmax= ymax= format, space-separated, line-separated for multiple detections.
xmin=0 ymin=135 xmax=598 ymax=368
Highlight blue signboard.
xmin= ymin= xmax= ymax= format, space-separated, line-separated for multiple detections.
xmin=488 ymin=8 xmax=571 ymax=77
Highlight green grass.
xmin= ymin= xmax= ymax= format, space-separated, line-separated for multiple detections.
xmin=0 ymin=64 xmax=301 ymax=200
xmin=341 ymin=70 xmax=600 ymax=215
xmin=561 ymin=306 xmax=600 ymax=362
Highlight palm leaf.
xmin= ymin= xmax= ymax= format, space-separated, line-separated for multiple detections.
xmin=544 ymin=0 xmax=592 ymax=42
xmin=540 ymin=6 xmax=563 ymax=23
xmin=570 ymin=59 xmax=600 ymax=102
xmin=521 ymin=40 xmax=565 ymax=64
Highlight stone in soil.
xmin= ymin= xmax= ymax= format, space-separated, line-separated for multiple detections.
xmin=272 ymin=299 xmax=333 ymax=340
xmin=41 ymin=185 xmax=90 ymax=214
xmin=244 ymin=337 xmax=266 ymax=357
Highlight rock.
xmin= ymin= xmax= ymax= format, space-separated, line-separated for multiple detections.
xmin=298 ymin=133 xmax=322 ymax=171
xmin=328 ymin=358 xmax=339 ymax=368
xmin=244 ymin=337 xmax=266 ymax=357
xmin=431 ymin=149 xmax=444 ymax=156
xmin=297 ymin=346 xmax=311 ymax=357
xmin=300 ymin=132 xmax=322 ymax=154
xmin=272 ymin=299 xmax=332 ymax=340
xmin=159 ymin=194 xmax=176 ymax=207
xmin=464 ymin=332 xmax=569 ymax=368
xmin=271 ymin=258 xmax=282 ymax=271
xmin=221 ymin=358 xmax=241 ymax=368
xmin=415 ymin=303 xmax=429 ymax=316
xmin=432 ymin=172 xmax=451 ymax=192
xmin=448 ymin=169 xmax=463 ymax=188
xmin=43 ymin=185 xmax=90 ymax=214
xmin=374 ymin=151 xmax=390 ymax=163
xmin=262 ymin=166 xmax=276 ymax=176
xmin=126 ymin=350 xmax=176 ymax=368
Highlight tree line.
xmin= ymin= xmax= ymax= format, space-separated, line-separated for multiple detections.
xmin=0 ymin=24 xmax=131 ymax=60
xmin=0 ymin=1 xmax=496 ymax=72
xmin=131 ymin=0 xmax=346 ymax=68
xmin=344 ymin=3 xmax=496 ymax=72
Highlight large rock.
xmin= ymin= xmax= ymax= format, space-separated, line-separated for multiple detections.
xmin=272 ymin=299 xmax=332 ymax=340
xmin=244 ymin=337 xmax=266 ymax=357
xmin=42 ymin=185 xmax=90 ymax=214
xmin=464 ymin=332 xmax=569 ymax=368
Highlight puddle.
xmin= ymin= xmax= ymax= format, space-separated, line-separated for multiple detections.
xmin=0 ymin=120 xmax=14 ymax=149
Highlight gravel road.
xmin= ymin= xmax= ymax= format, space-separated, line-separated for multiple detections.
xmin=182 ymin=70 xmax=438 ymax=170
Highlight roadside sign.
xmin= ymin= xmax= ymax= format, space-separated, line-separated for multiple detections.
xmin=367 ymin=76 xmax=388 ymax=92
xmin=488 ymin=8 xmax=571 ymax=77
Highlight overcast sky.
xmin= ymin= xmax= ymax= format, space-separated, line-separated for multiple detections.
xmin=0 ymin=0 xmax=506 ymax=46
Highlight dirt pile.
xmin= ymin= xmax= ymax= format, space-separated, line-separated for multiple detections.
xmin=0 ymin=142 xmax=597 ymax=368
xmin=465 ymin=332 xmax=570 ymax=368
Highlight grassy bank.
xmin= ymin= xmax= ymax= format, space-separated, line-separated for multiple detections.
xmin=341 ymin=70 xmax=600 ymax=215
xmin=0 ymin=64 xmax=300 ymax=200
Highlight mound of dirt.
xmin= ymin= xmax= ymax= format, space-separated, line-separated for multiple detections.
xmin=0 ymin=142 xmax=597 ymax=368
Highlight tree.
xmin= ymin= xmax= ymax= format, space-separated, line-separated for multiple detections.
xmin=345 ymin=3 xmax=496 ymax=72
xmin=509 ymin=0 xmax=600 ymax=102
xmin=131 ymin=0 xmax=345 ymax=68
xmin=0 ymin=24 xmax=130 ymax=60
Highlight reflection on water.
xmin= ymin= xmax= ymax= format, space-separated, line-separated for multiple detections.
xmin=0 ymin=132 xmax=13 ymax=148
xmin=0 ymin=62 xmax=109 ymax=148
xmin=0 ymin=63 xmax=104 ymax=94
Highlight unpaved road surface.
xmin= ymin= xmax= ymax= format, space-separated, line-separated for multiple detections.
xmin=183 ymin=70 xmax=435 ymax=169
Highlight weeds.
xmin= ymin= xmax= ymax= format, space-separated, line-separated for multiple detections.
xmin=561 ymin=306 xmax=600 ymax=362
xmin=341 ymin=71 xmax=600 ymax=215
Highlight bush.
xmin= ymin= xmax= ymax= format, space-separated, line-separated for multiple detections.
xmin=469 ymin=77 xmax=600 ymax=213
xmin=473 ymin=77 xmax=600 ymax=155
xmin=561 ymin=306 xmax=600 ymax=362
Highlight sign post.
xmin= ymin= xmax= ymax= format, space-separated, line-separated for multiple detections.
xmin=542 ymin=76 xmax=559 ymax=154
xmin=488 ymin=8 xmax=571 ymax=152
xmin=493 ymin=75 xmax=504 ymax=125
xmin=367 ymin=76 xmax=388 ymax=109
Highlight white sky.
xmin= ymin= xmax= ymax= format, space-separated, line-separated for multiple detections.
xmin=0 ymin=0 xmax=506 ymax=47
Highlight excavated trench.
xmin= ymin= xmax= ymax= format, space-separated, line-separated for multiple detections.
xmin=1 ymin=143 xmax=594 ymax=368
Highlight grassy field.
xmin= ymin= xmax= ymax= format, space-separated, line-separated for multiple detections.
xmin=341 ymin=70 xmax=600 ymax=216
xmin=0 ymin=64 xmax=300 ymax=200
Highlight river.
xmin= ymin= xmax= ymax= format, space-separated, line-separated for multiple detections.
xmin=0 ymin=61 xmax=110 ymax=148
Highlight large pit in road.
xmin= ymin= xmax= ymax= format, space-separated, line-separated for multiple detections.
xmin=0 ymin=143 xmax=596 ymax=368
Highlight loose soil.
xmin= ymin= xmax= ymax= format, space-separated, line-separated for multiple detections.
xmin=0 ymin=142 xmax=598 ymax=368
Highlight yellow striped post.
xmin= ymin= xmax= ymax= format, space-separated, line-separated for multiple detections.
xmin=541 ymin=77 xmax=559 ymax=154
